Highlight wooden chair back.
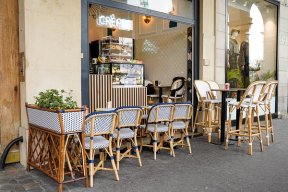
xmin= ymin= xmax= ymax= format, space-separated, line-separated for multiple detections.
xmin=259 ymin=80 xmax=278 ymax=102
xmin=84 ymin=111 xmax=117 ymax=137
xmin=206 ymin=80 xmax=221 ymax=99
xmin=238 ymin=81 xmax=266 ymax=107
xmin=194 ymin=80 xmax=211 ymax=102
xmin=173 ymin=103 xmax=193 ymax=121
xmin=147 ymin=104 xmax=174 ymax=123
xmin=170 ymin=79 xmax=186 ymax=97
xmin=115 ymin=106 xmax=143 ymax=128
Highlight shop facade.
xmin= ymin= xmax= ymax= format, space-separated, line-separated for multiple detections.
xmin=6 ymin=0 xmax=287 ymax=166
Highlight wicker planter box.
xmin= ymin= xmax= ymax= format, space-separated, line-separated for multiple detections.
xmin=25 ymin=104 xmax=88 ymax=192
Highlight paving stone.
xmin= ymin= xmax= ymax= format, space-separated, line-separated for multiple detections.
xmin=0 ymin=119 xmax=288 ymax=192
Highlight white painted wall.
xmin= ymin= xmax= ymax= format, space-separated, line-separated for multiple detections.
xmin=24 ymin=0 xmax=82 ymax=105
xmin=19 ymin=0 xmax=82 ymax=166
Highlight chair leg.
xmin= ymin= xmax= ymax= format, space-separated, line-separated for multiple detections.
xmin=169 ymin=130 xmax=175 ymax=157
xmin=153 ymin=132 xmax=158 ymax=160
xmin=116 ymin=137 xmax=121 ymax=170
xmin=134 ymin=129 xmax=142 ymax=167
xmin=264 ymin=105 xmax=270 ymax=146
xmin=237 ymin=111 xmax=243 ymax=147
xmin=217 ymin=106 xmax=221 ymax=141
xmin=256 ymin=107 xmax=263 ymax=152
xmin=207 ymin=104 xmax=212 ymax=143
xmin=248 ymin=108 xmax=253 ymax=156
xmin=89 ymin=149 xmax=94 ymax=187
xmin=269 ymin=104 xmax=275 ymax=143
xmin=193 ymin=104 xmax=200 ymax=138
xmin=185 ymin=128 xmax=192 ymax=154
xmin=225 ymin=106 xmax=232 ymax=150
xmin=107 ymin=146 xmax=119 ymax=181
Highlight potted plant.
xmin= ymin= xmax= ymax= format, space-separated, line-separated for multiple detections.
xmin=25 ymin=89 xmax=88 ymax=192
xmin=26 ymin=89 xmax=86 ymax=134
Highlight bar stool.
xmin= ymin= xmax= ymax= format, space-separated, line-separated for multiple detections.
xmin=193 ymin=80 xmax=221 ymax=142
xmin=258 ymin=80 xmax=278 ymax=145
xmin=171 ymin=103 xmax=193 ymax=154
xmin=141 ymin=103 xmax=175 ymax=160
xmin=84 ymin=111 xmax=119 ymax=187
xmin=225 ymin=81 xmax=266 ymax=155
xmin=113 ymin=106 xmax=143 ymax=170
xmin=206 ymin=80 xmax=222 ymax=132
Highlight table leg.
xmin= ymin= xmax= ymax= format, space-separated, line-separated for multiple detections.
xmin=220 ymin=91 xmax=227 ymax=143
xmin=236 ymin=90 xmax=241 ymax=130
xmin=159 ymin=87 xmax=163 ymax=103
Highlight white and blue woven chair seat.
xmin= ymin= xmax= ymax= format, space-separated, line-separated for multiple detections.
xmin=172 ymin=121 xmax=186 ymax=130
xmin=84 ymin=136 xmax=109 ymax=149
xmin=147 ymin=123 xmax=169 ymax=133
xmin=112 ymin=128 xmax=134 ymax=139
xmin=229 ymin=101 xmax=256 ymax=108
xmin=161 ymin=95 xmax=183 ymax=99
xmin=203 ymin=99 xmax=222 ymax=104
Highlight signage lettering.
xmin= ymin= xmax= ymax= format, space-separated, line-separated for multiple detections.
xmin=96 ymin=14 xmax=133 ymax=31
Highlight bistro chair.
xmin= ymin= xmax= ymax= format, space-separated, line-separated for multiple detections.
xmin=113 ymin=106 xmax=143 ymax=170
xmin=141 ymin=103 xmax=175 ymax=160
xmin=162 ymin=77 xmax=186 ymax=103
xmin=225 ymin=81 xmax=266 ymax=155
xmin=258 ymin=80 xmax=278 ymax=145
xmin=193 ymin=80 xmax=221 ymax=143
xmin=171 ymin=103 xmax=193 ymax=154
xmin=206 ymin=80 xmax=222 ymax=128
xmin=84 ymin=111 xmax=119 ymax=187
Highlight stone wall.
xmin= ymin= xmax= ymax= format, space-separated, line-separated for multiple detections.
xmin=278 ymin=3 xmax=288 ymax=116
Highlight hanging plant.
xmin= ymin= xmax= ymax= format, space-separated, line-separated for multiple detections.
xmin=34 ymin=89 xmax=78 ymax=110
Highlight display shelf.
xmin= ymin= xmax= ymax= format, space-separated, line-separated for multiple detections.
xmin=96 ymin=63 xmax=144 ymax=85
xmin=99 ymin=36 xmax=133 ymax=63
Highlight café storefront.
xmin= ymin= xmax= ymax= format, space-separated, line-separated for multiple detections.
xmin=80 ymin=0 xmax=196 ymax=111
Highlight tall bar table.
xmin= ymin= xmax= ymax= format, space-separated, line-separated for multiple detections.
xmin=211 ymin=88 xmax=246 ymax=143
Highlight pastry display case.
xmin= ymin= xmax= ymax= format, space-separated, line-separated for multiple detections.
xmin=96 ymin=63 xmax=144 ymax=85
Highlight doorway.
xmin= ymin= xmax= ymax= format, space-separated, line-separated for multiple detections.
xmin=81 ymin=0 xmax=194 ymax=106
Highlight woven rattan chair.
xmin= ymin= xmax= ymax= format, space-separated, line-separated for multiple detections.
xmin=206 ymin=80 xmax=222 ymax=132
xmin=84 ymin=111 xmax=119 ymax=187
xmin=193 ymin=80 xmax=221 ymax=142
xmin=258 ymin=80 xmax=278 ymax=145
xmin=225 ymin=81 xmax=266 ymax=155
xmin=141 ymin=103 xmax=175 ymax=160
xmin=113 ymin=106 xmax=143 ymax=170
xmin=171 ymin=103 xmax=193 ymax=154
xmin=162 ymin=78 xmax=186 ymax=103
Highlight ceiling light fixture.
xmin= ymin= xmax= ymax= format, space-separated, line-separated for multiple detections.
xmin=143 ymin=15 xmax=151 ymax=24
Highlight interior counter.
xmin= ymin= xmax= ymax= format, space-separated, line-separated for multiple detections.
xmin=89 ymin=74 xmax=147 ymax=112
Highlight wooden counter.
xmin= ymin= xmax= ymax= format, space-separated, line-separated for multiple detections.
xmin=89 ymin=74 xmax=147 ymax=112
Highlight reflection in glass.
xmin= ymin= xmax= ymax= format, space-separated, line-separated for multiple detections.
xmin=227 ymin=0 xmax=277 ymax=88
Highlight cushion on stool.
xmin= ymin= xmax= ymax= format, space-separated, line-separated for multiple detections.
xmin=84 ymin=136 xmax=109 ymax=149
xmin=112 ymin=128 xmax=134 ymax=139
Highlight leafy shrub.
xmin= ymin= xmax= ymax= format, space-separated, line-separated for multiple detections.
xmin=34 ymin=89 xmax=78 ymax=109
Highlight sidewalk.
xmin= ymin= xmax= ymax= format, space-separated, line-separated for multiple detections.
xmin=1 ymin=119 xmax=288 ymax=192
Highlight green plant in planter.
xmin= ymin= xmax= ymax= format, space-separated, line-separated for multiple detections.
xmin=34 ymin=89 xmax=78 ymax=110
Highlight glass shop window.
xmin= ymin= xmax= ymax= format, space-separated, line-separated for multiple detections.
xmin=227 ymin=0 xmax=277 ymax=88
